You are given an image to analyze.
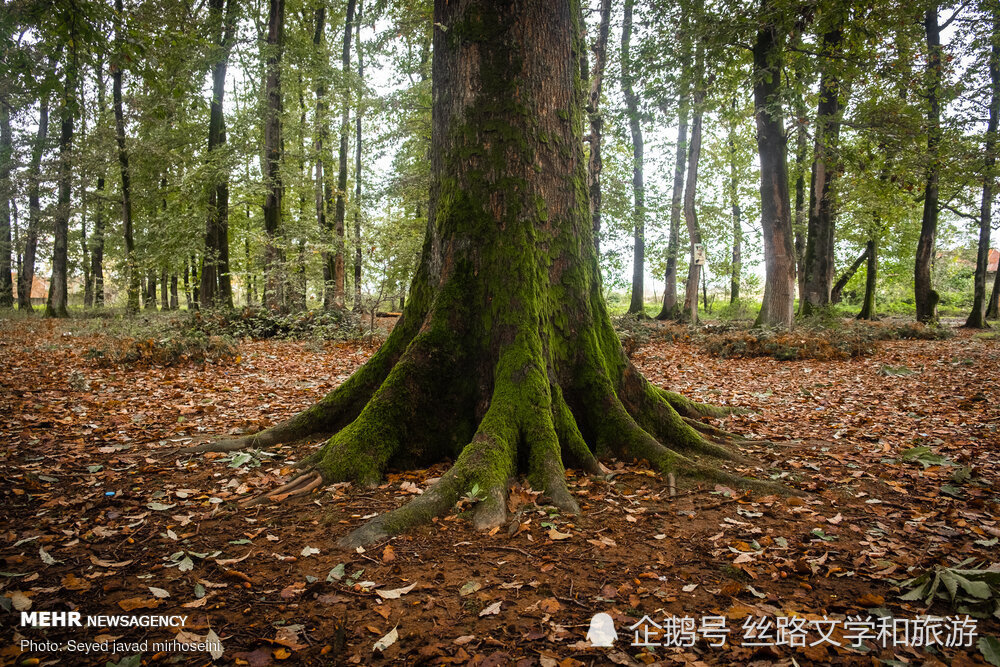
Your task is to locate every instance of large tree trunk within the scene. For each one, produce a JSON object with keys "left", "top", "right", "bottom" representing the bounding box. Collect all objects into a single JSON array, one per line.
[
  {"left": 332, "top": 0, "right": 356, "bottom": 309},
  {"left": 966, "top": 4, "right": 998, "bottom": 328},
  {"left": 681, "top": 48, "right": 705, "bottom": 324},
  {"left": 201, "top": 0, "right": 236, "bottom": 309},
  {"left": 113, "top": 0, "right": 140, "bottom": 315},
  {"left": 353, "top": 0, "right": 364, "bottom": 312},
  {"left": 752, "top": 7, "right": 796, "bottom": 328},
  {"left": 622, "top": 0, "right": 646, "bottom": 316},
  {"left": 915, "top": 6, "right": 942, "bottom": 323},
  {"left": 0, "top": 97, "right": 13, "bottom": 308},
  {"left": 186, "top": 0, "right": 773, "bottom": 548},
  {"left": 587, "top": 0, "right": 612, "bottom": 254},
  {"left": 262, "top": 0, "right": 286, "bottom": 311},
  {"left": 20, "top": 89, "right": 50, "bottom": 312},
  {"left": 857, "top": 239, "right": 877, "bottom": 320},
  {"left": 801, "top": 23, "right": 845, "bottom": 315},
  {"left": 46, "top": 41, "right": 78, "bottom": 319}
]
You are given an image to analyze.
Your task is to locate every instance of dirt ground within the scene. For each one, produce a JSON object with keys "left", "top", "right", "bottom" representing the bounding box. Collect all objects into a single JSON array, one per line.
[{"left": 1, "top": 316, "right": 998, "bottom": 666}]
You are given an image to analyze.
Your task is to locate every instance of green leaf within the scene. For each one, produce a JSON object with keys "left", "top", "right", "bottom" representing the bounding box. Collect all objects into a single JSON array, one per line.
[
  {"left": 979, "top": 636, "right": 1000, "bottom": 667},
  {"left": 106, "top": 655, "right": 143, "bottom": 667},
  {"left": 327, "top": 563, "right": 346, "bottom": 582}
]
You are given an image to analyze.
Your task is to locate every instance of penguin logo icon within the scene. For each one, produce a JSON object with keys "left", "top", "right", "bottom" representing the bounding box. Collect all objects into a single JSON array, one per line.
[{"left": 586, "top": 612, "right": 617, "bottom": 647}]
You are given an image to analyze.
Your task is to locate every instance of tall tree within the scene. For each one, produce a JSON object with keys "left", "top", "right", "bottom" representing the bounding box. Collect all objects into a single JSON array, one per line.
[
  {"left": 313, "top": 2, "right": 336, "bottom": 310},
  {"left": 200, "top": 0, "right": 237, "bottom": 309},
  {"left": 681, "top": 44, "right": 705, "bottom": 324},
  {"left": 184, "top": 0, "right": 767, "bottom": 549},
  {"left": 915, "top": 5, "right": 942, "bottom": 323},
  {"left": 262, "top": 0, "right": 286, "bottom": 311},
  {"left": 45, "top": 29, "right": 79, "bottom": 318},
  {"left": 88, "top": 60, "right": 107, "bottom": 308},
  {"left": 587, "top": 0, "right": 612, "bottom": 253},
  {"left": 0, "top": 97, "right": 12, "bottom": 308},
  {"left": 333, "top": 0, "right": 357, "bottom": 308},
  {"left": 113, "top": 0, "right": 140, "bottom": 314},
  {"left": 752, "top": 1, "right": 796, "bottom": 328},
  {"left": 353, "top": 0, "right": 364, "bottom": 312},
  {"left": 801, "top": 17, "right": 846, "bottom": 314},
  {"left": 966, "top": 2, "right": 999, "bottom": 328},
  {"left": 621, "top": 0, "right": 646, "bottom": 315},
  {"left": 19, "top": 86, "right": 50, "bottom": 311},
  {"left": 656, "top": 10, "right": 690, "bottom": 321},
  {"left": 728, "top": 106, "right": 742, "bottom": 303}
]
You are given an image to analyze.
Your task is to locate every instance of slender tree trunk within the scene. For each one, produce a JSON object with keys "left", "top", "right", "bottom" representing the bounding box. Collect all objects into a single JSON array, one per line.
[
  {"left": 801, "top": 24, "right": 845, "bottom": 315},
  {"left": 20, "top": 61, "right": 54, "bottom": 312},
  {"left": 80, "top": 195, "right": 89, "bottom": 307},
  {"left": 89, "top": 61, "right": 106, "bottom": 308},
  {"left": 159, "top": 268, "right": 168, "bottom": 310},
  {"left": 113, "top": 0, "right": 139, "bottom": 314},
  {"left": 313, "top": 3, "right": 337, "bottom": 310},
  {"left": 262, "top": 0, "right": 286, "bottom": 311},
  {"left": 966, "top": 4, "right": 998, "bottom": 328},
  {"left": 622, "top": 0, "right": 645, "bottom": 316},
  {"left": 201, "top": 0, "right": 237, "bottom": 309},
  {"left": 46, "top": 40, "right": 78, "bottom": 318},
  {"left": 353, "top": 0, "right": 364, "bottom": 312},
  {"left": 729, "top": 127, "right": 742, "bottom": 304},
  {"left": 793, "top": 120, "right": 808, "bottom": 313},
  {"left": 915, "top": 6, "right": 942, "bottom": 323},
  {"left": 830, "top": 246, "right": 868, "bottom": 304},
  {"left": 190, "top": 254, "right": 200, "bottom": 309},
  {"left": 0, "top": 99, "right": 13, "bottom": 308},
  {"left": 752, "top": 7, "right": 796, "bottom": 329},
  {"left": 988, "top": 263, "right": 1000, "bottom": 319},
  {"left": 333, "top": 0, "right": 356, "bottom": 309},
  {"left": 656, "top": 17, "right": 690, "bottom": 321},
  {"left": 681, "top": 47, "right": 705, "bottom": 324},
  {"left": 145, "top": 270, "right": 157, "bottom": 310},
  {"left": 184, "top": 261, "right": 192, "bottom": 309},
  {"left": 857, "top": 239, "right": 877, "bottom": 320},
  {"left": 587, "top": 0, "right": 612, "bottom": 253},
  {"left": 90, "top": 174, "right": 105, "bottom": 307}
]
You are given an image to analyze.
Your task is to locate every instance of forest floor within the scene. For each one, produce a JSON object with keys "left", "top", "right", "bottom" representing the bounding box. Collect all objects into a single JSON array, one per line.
[{"left": 1, "top": 315, "right": 999, "bottom": 667}]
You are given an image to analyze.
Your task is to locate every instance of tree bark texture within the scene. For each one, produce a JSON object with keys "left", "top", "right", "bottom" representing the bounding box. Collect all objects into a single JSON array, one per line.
[
  {"left": 333, "top": 0, "right": 357, "bottom": 309},
  {"left": 201, "top": 0, "right": 236, "bottom": 309},
  {"left": 262, "top": 0, "right": 286, "bottom": 311},
  {"left": 752, "top": 10, "right": 796, "bottom": 328},
  {"left": 915, "top": 6, "right": 942, "bottom": 323},
  {"left": 587, "top": 0, "right": 611, "bottom": 254},
  {"left": 966, "top": 3, "right": 998, "bottom": 328},
  {"left": 621, "top": 0, "right": 646, "bottom": 315},
  {"left": 801, "top": 24, "right": 845, "bottom": 314}
]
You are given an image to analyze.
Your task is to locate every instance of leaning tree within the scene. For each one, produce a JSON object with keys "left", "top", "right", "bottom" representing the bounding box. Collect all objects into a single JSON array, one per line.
[{"left": 187, "top": 0, "right": 775, "bottom": 547}]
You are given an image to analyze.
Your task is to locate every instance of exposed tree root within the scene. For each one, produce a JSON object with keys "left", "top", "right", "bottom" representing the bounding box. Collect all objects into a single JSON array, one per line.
[{"left": 243, "top": 471, "right": 323, "bottom": 506}]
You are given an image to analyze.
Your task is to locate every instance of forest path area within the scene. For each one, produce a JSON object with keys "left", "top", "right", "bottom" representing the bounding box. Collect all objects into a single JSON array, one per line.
[{"left": 1, "top": 317, "right": 999, "bottom": 666}]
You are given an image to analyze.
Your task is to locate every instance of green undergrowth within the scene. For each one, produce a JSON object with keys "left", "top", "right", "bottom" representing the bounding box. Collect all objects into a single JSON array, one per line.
[
  {"left": 614, "top": 317, "right": 955, "bottom": 362},
  {"left": 184, "top": 307, "right": 366, "bottom": 341}
]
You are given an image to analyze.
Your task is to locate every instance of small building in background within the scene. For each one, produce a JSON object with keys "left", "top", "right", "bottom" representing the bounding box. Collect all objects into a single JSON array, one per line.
[{"left": 10, "top": 273, "right": 49, "bottom": 306}]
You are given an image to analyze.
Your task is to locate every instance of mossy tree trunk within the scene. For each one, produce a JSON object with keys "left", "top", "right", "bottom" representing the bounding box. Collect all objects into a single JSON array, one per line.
[
  {"left": 46, "top": 36, "right": 77, "bottom": 319},
  {"left": 262, "top": 0, "right": 286, "bottom": 312},
  {"left": 189, "top": 0, "right": 774, "bottom": 548},
  {"left": 0, "top": 98, "right": 13, "bottom": 308},
  {"left": 681, "top": 45, "right": 705, "bottom": 325},
  {"left": 332, "top": 0, "right": 356, "bottom": 309}
]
